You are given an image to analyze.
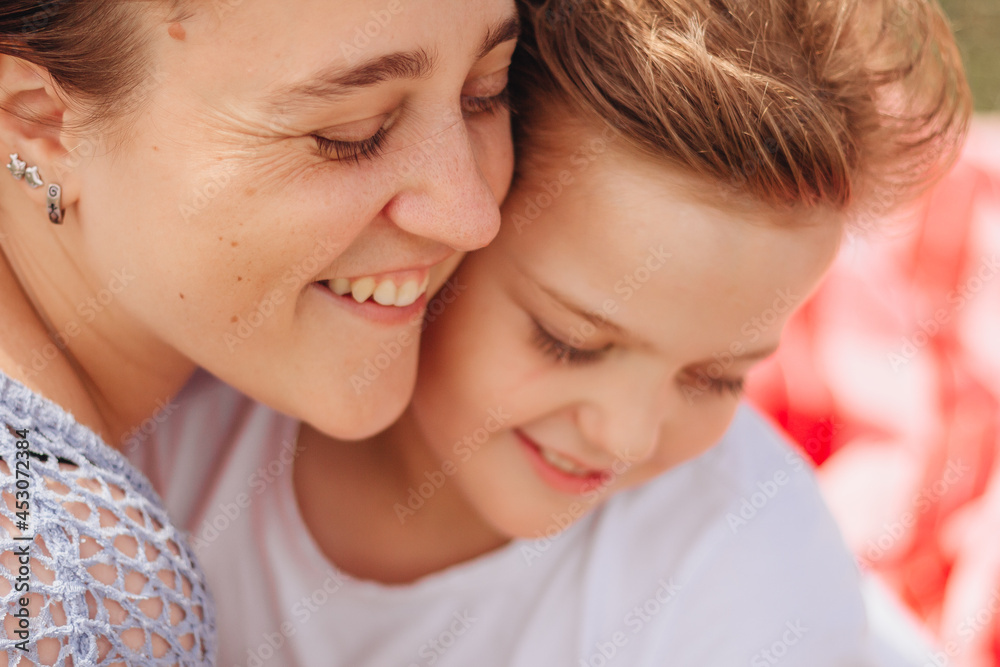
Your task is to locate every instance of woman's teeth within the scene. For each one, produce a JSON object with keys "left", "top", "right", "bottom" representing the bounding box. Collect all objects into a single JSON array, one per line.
[
  {"left": 540, "top": 447, "right": 591, "bottom": 476},
  {"left": 329, "top": 275, "right": 430, "bottom": 307}
]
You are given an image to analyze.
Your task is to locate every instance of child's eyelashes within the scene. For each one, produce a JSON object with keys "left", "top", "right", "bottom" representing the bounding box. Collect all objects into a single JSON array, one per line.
[
  {"left": 531, "top": 319, "right": 610, "bottom": 366},
  {"left": 680, "top": 370, "right": 746, "bottom": 399},
  {"left": 529, "top": 318, "right": 747, "bottom": 398},
  {"left": 708, "top": 377, "right": 745, "bottom": 397},
  {"left": 313, "top": 126, "right": 389, "bottom": 164}
]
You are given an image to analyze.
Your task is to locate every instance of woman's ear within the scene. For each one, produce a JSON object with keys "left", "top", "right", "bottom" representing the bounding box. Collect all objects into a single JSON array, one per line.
[{"left": 0, "top": 55, "right": 83, "bottom": 212}]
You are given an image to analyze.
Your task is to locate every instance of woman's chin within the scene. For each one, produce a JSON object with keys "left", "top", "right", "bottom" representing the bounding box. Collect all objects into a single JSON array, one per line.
[{"left": 309, "top": 368, "right": 417, "bottom": 442}]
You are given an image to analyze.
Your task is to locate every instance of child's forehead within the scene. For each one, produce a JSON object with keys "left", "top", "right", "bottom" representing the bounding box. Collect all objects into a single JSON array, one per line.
[
  {"left": 515, "top": 126, "right": 834, "bottom": 234},
  {"left": 491, "top": 172, "right": 841, "bottom": 369},
  {"left": 499, "top": 135, "right": 844, "bottom": 320},
  {"left": 516, "top": 102, "right": 845, "bottom": 231}
]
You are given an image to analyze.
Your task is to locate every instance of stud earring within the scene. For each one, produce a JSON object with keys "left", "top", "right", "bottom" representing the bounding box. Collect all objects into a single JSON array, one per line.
[
  {"left": 46, "top": 184, "right": 63, "bottom": 225},
  {"left": 24, "top": 166, "right": 43, "bottom": 189},
  {"left": 6, "top": 153, "right": 26, "bottom": 180}
]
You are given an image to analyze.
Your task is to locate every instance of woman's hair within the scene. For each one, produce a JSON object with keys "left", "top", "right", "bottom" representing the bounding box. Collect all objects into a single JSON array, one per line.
[
  {"left": 510, "top": 0, "right": 972, "bottom": 213},
  {"left": 0, "top": 1, "right": 183, "bottom": 135}
]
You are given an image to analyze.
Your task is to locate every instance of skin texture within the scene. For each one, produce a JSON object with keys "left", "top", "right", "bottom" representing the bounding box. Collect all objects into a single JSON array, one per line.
[
  {"left": 295, "top": 121, "right": 846, "bottom": 584},
  {"left": 0, "top": 0, "right": 517, "bottom": 446}
]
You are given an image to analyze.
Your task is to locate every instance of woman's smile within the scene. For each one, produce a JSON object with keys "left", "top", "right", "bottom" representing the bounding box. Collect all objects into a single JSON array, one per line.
[{"left": 327, "top": 272, "right": 432, "bottom": 307}]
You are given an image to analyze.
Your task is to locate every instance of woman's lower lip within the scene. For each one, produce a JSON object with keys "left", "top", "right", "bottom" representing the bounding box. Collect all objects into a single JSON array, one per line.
[
  {"left": 311, "top": 281, "right": 428, "bottom": 326},
  {"left": 516, "top": 431, "right": 609, "bottom": 496}
]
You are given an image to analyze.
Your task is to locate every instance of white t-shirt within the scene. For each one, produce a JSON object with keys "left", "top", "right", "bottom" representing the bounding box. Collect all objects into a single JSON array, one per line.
[{"left": 131, "top": 371, "right": 917, "bottom": 667}]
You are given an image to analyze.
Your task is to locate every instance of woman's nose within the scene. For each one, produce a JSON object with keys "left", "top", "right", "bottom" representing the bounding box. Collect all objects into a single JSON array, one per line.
[{"left": 382, "top": 119, "right": 502, "bottom": 252}]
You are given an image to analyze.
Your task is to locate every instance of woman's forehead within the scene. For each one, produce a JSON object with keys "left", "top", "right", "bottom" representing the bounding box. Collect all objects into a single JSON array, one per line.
[
  {"left": 147, "top": 0, "right": 517, "bottom": 129},
  {"left": 163, "top": 0, "right": 516, "bottom": 73}
]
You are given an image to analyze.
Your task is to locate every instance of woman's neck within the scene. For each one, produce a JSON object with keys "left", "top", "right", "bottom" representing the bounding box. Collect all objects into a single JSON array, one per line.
[
  {"left": 294, "top": 411, "right": 510, "bottom": 585},
  {"left": 0, "top": 226, "right": 194, "bottom": 448}
]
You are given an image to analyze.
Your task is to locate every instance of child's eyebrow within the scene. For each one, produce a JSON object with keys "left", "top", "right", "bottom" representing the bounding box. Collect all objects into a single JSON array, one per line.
[
  {"left": 684, "top": 344, "right": 780, "bottom": 374},
  {"left": 732, "top": 345, "right": 780, "bottom": 362},
  {"left": 534, "top": 280, "right": 782, "bottom": 363},
  {"left": 534, "top": 283, "right": 630, "bottom": 338}
]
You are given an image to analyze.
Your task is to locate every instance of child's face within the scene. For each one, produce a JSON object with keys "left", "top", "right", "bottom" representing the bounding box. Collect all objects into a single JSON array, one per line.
[{"left": 408, "top": 125, "right": 843, "bottom": 540}]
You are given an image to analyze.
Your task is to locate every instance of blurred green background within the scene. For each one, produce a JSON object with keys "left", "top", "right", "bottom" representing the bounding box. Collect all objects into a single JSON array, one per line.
[{"left": 939, "top": 0, "right": 1000, "bottom": 111}]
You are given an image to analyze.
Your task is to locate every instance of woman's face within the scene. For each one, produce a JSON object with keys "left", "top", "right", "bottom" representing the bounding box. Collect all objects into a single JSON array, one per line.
[
  {"left": 406, "top": 124, "right": 843, "bottom": 539},
  {"left": 66, "top": 0, "right": 517, "bottom": 438}
]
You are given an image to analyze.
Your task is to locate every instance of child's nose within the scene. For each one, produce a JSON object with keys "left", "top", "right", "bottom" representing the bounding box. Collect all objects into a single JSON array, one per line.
[{"left": 578, "top": 388, "right": 664, "bottom": 467}]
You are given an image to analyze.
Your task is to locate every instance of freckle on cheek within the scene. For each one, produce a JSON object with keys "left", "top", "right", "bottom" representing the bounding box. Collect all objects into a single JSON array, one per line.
[
  {"left": 179, "top": 293, "right": 184, "bottom": 300},
  {"left": 231, "top": 316, "right": 238, "bottom": 323},
  {"left": 167, "top": 23, "right": 186, "bottom": 41},
  {"left": 231, "top": 241, "right": 238, "bottom": 247}
]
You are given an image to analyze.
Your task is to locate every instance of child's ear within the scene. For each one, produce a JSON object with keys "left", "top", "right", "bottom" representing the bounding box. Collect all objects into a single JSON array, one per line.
[{"left": 0, "top": 55, "right": 83, "bottom": 213}]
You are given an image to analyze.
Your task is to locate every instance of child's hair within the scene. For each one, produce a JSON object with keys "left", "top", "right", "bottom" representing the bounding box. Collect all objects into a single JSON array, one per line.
[{"left": 510, "top": 0, "right": 972, "bottom": 215}]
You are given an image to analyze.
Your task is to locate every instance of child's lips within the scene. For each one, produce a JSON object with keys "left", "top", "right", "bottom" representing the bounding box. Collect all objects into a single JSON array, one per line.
[{"left": 515, "top": 430, "right": 613, "bottom": 495}]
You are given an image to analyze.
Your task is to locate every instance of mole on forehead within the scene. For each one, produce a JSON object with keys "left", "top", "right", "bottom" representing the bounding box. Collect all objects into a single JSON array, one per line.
[{"left": 168, "top": 22, "right": 187, "bottom": 41}]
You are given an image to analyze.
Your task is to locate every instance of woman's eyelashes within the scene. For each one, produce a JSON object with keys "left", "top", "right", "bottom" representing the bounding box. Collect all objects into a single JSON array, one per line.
[
  {"left": 312, "top": 87, "right": 510, "bottom": 164},
  {"left": 461, "top": 87, "right": 510, "bottom": 116},
  {"left": 313, "top": 126, "right": 389, "bottom": 164},
  {"left": 531, "top": 319, "right": 610, "bottom": 366}
]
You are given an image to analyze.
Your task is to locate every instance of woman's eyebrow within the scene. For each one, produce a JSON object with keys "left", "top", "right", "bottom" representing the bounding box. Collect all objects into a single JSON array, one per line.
[
  {"left": 477, "top": 15, "right": 521, "bottom": 59},
  {"left": 268, "top": 49, "right": 437, "bottom": 109},
  {"left": 264, "top": 14, "right": 520, "bottom": 111}
]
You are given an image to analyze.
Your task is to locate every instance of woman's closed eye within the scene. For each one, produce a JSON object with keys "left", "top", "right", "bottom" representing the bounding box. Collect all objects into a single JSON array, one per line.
[
  {"left": 462, "top": 66, "right": 511, "bottom": 117},
  {"left": 313, "top": 126, "right": 389, "bottom": 164},
  {"left": 461, "top": 87, "right": 510, "bottom": 116},
  {"left": 531, "top": 318, "right": 611, "bottom": 366},
  {"left": 311, "top": 83, "right": 508, "bottom": 164}
]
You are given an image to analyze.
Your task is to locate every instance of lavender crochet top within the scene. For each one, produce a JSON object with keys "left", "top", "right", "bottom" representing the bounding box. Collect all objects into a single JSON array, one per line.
[{"left": 0, "top": 372, "right": 216, "bottom": 665}]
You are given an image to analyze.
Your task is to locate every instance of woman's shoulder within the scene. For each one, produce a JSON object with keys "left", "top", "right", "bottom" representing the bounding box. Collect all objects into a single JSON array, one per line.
[{"left": 0, "top": 371, "right": 217, "bottom": 665}]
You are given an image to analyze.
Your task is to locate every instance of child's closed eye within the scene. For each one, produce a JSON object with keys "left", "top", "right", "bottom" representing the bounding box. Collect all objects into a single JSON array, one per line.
[
  {"left": 707, "top": 377, "right": 745, "bottom": 397},
  {"left": 530, "top": 319, "right": 610, "bottom": 366},
  {"left": 679, "top": 369, "right": 746, "bottom": 398}
]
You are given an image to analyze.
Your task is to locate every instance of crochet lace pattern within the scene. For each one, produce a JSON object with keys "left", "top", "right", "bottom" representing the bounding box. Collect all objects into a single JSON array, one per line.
[{"left": 0, "top": 373, "right": 216, "bottom": 665}]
